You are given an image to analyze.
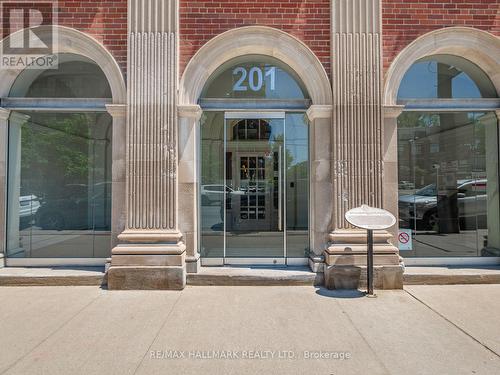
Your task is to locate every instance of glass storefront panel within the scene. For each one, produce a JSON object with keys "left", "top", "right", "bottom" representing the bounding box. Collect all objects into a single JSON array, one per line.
[
  {"left": 397, "top": 112, "right": 500, "bottom": 257},
  {"left": 225, "top": 117, "right": 285, "bottom": 258},
  {"left": 285, "top": 113, "right": 309, "bottom": 258},
  {"left": 200, "top": 112, "right": 310, "bottom": 260},
  {"left": 6, "top": 112, "right": 112, "bottom": 258},
  {"left": 199, "top": 55, "right": 311, "bottom": 261},
  {"left": 200, "top": 112, "right": 225, "bottom": 258}
]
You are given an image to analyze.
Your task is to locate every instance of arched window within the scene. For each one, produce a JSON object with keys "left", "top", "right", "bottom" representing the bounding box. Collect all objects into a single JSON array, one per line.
[
  {"left": 397, "top": 55, "right": 497, "bottom": 100},
  {"left": 5, "top": 53, "right": 113, "bottom": 260},
  {"left": 396, "top": 54, "right": 499, "bottom": 259},
  {"left": 10, "top": 54, "right": 112, "bottom": 98}
]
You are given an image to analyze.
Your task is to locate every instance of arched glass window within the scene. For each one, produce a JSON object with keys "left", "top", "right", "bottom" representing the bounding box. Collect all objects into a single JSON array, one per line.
[
  {"left": 397, "top": 54, "right": 497, "bottom": 100},
  {"left": 396, "top": 54, "right": 499, "bottom": 259},
  {"left": 6, "top": 53, "right": 113, "bottom": 260},
  {"left": 9, "top": 54, "right": 112, "bottom": 98},
  {"left": 201, "top": 55, "right": 309, "bottom": 101}
]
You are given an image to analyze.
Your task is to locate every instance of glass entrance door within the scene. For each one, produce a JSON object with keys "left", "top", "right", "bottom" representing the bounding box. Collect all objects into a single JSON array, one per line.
[
  {"left": 200, "top": 111, "right": 310, "bottom": 265},
  {"left": 224, "top": 113, "right": 285, "bottom": 260}
]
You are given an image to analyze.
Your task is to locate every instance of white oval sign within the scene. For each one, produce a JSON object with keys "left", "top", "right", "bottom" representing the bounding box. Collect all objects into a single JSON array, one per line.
[{"left": 345, "top": 205, "right": 396, "bottom": 230}]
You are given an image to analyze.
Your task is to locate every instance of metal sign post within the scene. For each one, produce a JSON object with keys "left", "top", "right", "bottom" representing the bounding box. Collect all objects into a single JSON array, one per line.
[{"left": 345, "top": 205, "right": 396, "bottom": 298}]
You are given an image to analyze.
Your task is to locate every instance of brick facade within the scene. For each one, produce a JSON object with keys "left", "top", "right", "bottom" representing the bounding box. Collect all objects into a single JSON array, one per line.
[
  {"left": 2, "top": 1, "right": 500, "bottom": 86},
  {"left": 1, "top": 0, "right": 127, "bottom": 72},
  {"left": 179, "top": 0, "right": 331, "bottom": 77},
  {"left": 382, "top": 0, "right": 500, "bottom": 72}
]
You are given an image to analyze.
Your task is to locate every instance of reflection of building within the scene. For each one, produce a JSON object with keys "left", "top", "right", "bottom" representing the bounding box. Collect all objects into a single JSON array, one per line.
[{"left": 0, "top": 1, "right": 499, "bottom": 289}]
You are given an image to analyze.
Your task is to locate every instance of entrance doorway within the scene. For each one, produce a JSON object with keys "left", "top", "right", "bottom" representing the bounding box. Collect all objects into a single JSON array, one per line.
[
  {"left": 200, "top": 111, "right": 309, "bottom": 265},
  {"left": 224, "top": 112, "right": 285, "bottom": 260},
  {"left": 199, "top": 55, "right": 311, "bottom": 265}
]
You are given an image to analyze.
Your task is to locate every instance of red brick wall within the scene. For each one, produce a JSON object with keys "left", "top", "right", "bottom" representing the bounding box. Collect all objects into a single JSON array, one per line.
[
  {"left": 1, "top": 1, "right": 127, "bottom": 72},
  {"left": 179, "top": 0, "right": 331, "bottom": 79},
  {"left": 382, "top": 0, "right": 500, "bottom": 72}
]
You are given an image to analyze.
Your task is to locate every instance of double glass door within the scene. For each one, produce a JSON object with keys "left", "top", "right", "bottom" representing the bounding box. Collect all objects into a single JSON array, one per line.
[
  {"left": 200, "top": 111, "right": 309, "bottom": 264},
  {"left": 225, "top": 113, "right": 285, "bottom": 259}
]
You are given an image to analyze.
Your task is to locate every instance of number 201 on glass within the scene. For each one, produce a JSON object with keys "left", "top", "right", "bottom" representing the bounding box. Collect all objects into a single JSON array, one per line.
[{"left": 232, "top": 66, "right": 276, "bottom": 92}]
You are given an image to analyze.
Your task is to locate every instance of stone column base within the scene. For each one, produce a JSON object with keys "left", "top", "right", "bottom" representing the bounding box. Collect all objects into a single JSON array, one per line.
[
  {"left": 324, "top": 265, "right": 404, "bottom": 290},
  {"left": 324, "top": 229, "right": 404, "bottom": 290},
  {"left": 186, "top": 254, "right": 200, "bottom": 274},
  {"left": 107, "top": 230, "right": 186, "bottom": 290}
]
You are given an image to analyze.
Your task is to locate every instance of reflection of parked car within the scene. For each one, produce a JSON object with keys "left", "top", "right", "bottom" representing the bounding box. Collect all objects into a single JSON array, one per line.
[
  {"left": 35, "top": 183, "right": 111, "bottom": 231},
  {"left": 399, "top": 179, "right": 487, "bottom": 230},
  {"left": 201, "top": 184, "right": 242, "bottom": 205},
  {"left": 19, "top": 195, "right": 41, "bottom": 228}
]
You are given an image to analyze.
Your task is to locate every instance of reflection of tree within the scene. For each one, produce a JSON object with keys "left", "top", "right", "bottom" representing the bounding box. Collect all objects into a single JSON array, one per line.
[
  {"left": 398, "top": 112, "right": 440, "bottom": 129},
  {"left": 21, "top": 114, "right": 91, "bottom": 197}
]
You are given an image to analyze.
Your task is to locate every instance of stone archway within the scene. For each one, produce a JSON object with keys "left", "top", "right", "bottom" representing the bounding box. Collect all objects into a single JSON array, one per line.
[
  {"left": 0, "top": 25, "right": 126, "bottom": 103},
  {"left": 384, "top": 27, "right": 500, "bottom": 106},
  {"left": 179, "top": 26, "right": 332, "bottom": 107},
  {"left": 177, "top": 26, "right": 333, "bottom": 272}
]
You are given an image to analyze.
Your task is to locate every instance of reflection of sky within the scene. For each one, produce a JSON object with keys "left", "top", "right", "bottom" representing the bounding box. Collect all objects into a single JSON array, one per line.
[{"left": 398, "top": 61, "right": 481, "bottom": 99}]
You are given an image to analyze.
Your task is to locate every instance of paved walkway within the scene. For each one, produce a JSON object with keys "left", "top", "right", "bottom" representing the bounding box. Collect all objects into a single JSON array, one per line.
[{"left": 0, "top": 285, "right": 499, "bottom": 375}]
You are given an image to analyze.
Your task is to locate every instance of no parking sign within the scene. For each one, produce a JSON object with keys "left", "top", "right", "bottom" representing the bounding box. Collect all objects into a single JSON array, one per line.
[{"left": 398, "top": 229, "right": 413, "bottom": 251}]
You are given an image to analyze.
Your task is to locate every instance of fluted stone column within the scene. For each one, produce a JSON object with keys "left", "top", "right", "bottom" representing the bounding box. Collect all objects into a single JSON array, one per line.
[
  {"left": 178, "top": 104, "right": 203, "bottom": 273},
  {"left": 108, "top": 0, "right": 186, "bottom": 290},
  {"left": 325, "top": 0, "right": 403, "bottom": 289},
  {"left": 0, "top": 108, "right": 10, "bottom": 267}
]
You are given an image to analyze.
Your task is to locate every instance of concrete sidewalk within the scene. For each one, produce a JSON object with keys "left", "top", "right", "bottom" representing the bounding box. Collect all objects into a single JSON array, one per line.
[{"left": 0, "top": 286, "right": 499, "bottom": 375}]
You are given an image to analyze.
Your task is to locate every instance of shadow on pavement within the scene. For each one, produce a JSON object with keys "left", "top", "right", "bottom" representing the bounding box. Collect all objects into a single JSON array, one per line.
[{"left": 315, "top": 287, "right": 366, "bottom": 299}]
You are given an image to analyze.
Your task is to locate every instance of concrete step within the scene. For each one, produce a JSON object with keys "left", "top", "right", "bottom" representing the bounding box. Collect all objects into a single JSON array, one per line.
[
  {"left": 0, "top": 267, "right": 105, "bottom": 286},
  {"left": 187, "top": 266, "right": 323, "bottom": 286},
  {"left": 2, "top": 265, "right": 499, "bottom": 287},
  {"left": 404, "top": 266, "right": 500, "bottom": 285}
]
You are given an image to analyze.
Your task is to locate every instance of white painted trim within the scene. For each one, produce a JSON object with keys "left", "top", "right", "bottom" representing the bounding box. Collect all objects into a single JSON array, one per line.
[
  {"left": 403, "top": 257, "right": 500, "bottom": 267},
  {"left": 5, "top": 258, "right": 107, "bottom": 267}
]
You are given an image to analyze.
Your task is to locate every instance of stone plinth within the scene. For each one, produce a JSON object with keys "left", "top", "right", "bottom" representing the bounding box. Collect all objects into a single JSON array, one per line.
[
  {"left": 324, "top": 229, "right": 403, "bottom": 290},
  {"left": 108, "top": 231, "right": 186, "bottom": 290}
]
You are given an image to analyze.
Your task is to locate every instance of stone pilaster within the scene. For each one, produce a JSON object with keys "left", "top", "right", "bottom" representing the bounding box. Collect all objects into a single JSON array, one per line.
[
  {"left": 107, "top": 0, "right": 186, "bottom": 290},
  {"left": 178, "top": 104, "right": 203, "bottom": 273},
  {"left": 306, "top": 105, "right": 333, "bottom": 272},
  {"left": 105, "top": 104, "right": 127, "bottom": 249},
  {"left": 326, "top": 0, "right": 403, "bottom": 289},
  {"left": 0, "top": 108, "right": 10, "bottom": 268},
  {"left": 382, "top": 105, "right": 404, "bottom": 240}
]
